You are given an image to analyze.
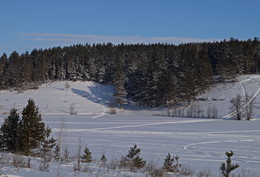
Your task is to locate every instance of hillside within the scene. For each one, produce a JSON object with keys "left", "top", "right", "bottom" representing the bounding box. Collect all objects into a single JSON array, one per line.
[
  {"left": 0, "top": 75, "right": 260, "bottom": 176},
  {"left": 0, "top": 81, "right": 114, "bottom": 116},
  {"left": 1, "top": 75, "right": 260, "bottom": 119}
]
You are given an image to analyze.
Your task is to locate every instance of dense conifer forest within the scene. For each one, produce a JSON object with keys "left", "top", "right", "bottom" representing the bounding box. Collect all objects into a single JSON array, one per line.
[{"left": 0, "top": 38, "right": 259, "bottom": 107}]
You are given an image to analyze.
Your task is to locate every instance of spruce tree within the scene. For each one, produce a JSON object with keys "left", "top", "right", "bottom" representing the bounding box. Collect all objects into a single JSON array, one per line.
[
  {"left": 0, "top": 108, "right": 20, "bottom": 152},
  {"left": 19, "top": 99, "right": 46, "bottom": 156},
  {"left": 81, "top": 147, "right": 92, "bottom": 163}
]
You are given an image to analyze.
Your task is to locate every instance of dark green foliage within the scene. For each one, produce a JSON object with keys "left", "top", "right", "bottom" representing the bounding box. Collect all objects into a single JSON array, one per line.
[
  {"left": 0, "top": 99, "right": 56, "bottom": 156},
  {"left": 0, "top": 108, "right": 20, "bottom": 152},
  {"left": 163, "top": 153, "right": 180, "bottom": 173},
  {"left": 81, "top": 147, "right": 92, "bottom": 163},
  {"left": 53, "top": 144, "right": 61, "bottom": 162},
  {"left": 120, "top": 144, "right": 146, "bottom": 170},
  {"left": 19, "top": 99, "right": 46, "bottom": 156},
  {"left": 220, "top": 151, "right": 239, "bottom": 177},
  {"left": 63, "top": 148, "right": 70, "bottom": 163},
  {"left": 163, "top": 153, "right": 175, "bottom": 172},
  {"left": 0, "top": 39, "right": 260, "bottom": 107},
  {"left": 40, "top": 127, "right": 56, "bottom": 161},
  {"left": 100, "top": 154, "right": 107, "bottom": 163}
]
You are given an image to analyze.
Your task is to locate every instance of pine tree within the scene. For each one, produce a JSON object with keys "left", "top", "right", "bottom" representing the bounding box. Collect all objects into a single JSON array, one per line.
[
  {"left": 220, "top": 151, "right": 239, "bottom": 177},
  {"left": 120, "top": 144, "right": 146, "bottom": 170},
  {"left": 81, "top": 147, "right": 92, "bottom": 163},
  {"left": 40, "top": 127, "right": 56, "bottom": 161},
  {"left": 0, "top": 53, "right": 8, "bottom": 88},
  {"left": 112, "top": 58, "right": 127, "bottom": 108},
  {"left": 19, "top": 99, "right": 46, "bottom": 156},
  {"left": 53, "top": 144, "right": 61, "bottom": 162},
  {"left": 100, "top": 154, "right": 107, "bottom": 163},
  {"left": 63, "top": 148, "right": 70, "bottom": 163},
  {"left": 0, "top": 108, "right": 20, "bottom": 152},
  {"left": 163, "top": 153, "right": 175, "bottom": 172}
]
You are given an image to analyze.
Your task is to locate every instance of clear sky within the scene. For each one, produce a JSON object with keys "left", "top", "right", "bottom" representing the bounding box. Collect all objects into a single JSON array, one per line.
[{"left": 0, "top": 0, "right": 259, "bottom": 56}]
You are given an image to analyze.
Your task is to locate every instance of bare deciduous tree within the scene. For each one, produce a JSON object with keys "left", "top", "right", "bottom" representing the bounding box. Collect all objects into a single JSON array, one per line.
[
  {"left": 230, "top": 94, "right": 243, "bottom": 120},
  {"left": 244, "top": 94, "right": 255, "bottom": 121}
]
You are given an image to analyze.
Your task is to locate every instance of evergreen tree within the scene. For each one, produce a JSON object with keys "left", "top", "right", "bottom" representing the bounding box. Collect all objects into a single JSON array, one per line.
[
  {"left": 81, "top": 147, "right": 92, "bottom": 163},
  {"left": 220, "top": 151, "right": 239, "bottom": 177},
  {"left": 163, "top": 153, "right": 175, "bottom": 172},
  {"left": 19, "top": 99, "right": 46, "bottom": 156},
  {"left": 40, "top": 127, "right": 56, "bottom": 161},
  {"left": 0, "top": 53, "right": 8, "bottom": 88},
  {"left": 0, "top": 108, "right": 20, "bottom": 152},
  {"left": 100, "top": 154, "right": 107, "bottom": 163},
  {"left": 120, "top": 144, "right": 146, "bottom": 170},
  {"left": 112, "top": 56, "right": 127, "bottom": 108},
  {"left": 63, "top": 148, "right": 70, "bottom": 163},
  {"left": 53, "top": 144, "right": 61, "bottom": 162}
]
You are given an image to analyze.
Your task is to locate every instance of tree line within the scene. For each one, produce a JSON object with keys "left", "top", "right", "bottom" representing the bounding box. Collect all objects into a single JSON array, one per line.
[{"left": 0, "top": 38, "right": 259, "bottom": 107}]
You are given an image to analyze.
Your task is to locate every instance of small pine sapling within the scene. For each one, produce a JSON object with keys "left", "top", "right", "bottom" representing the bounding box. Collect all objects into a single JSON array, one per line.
[
  {"left": 220, "top": 151, "right": 239, "bottom": 177},
  {"left": 100, "top": 154, "right": 107, "bottom": 163},
  {"left": 53, "top": 144, "right": 61, "bottom": 162},
  {"left": 120, "top": 144, "right": 146, "bottom": 170},
  {"left": 163, "top": 153, "right": 174, "bottom": 172},
  {"left": 81, "top": 147, "right": 92, "bottom": 163},
  {"left": 63, "top": 148, "right": 70, "bottom": 163}
]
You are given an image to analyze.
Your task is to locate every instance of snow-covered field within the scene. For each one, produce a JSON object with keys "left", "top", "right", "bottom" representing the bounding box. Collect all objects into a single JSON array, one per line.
[{"left": 0, "top": 76, "right": 260, "bottom": 176}]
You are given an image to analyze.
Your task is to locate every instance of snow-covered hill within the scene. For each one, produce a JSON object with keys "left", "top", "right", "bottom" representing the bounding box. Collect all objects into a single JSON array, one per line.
[
  {"left": 1, "top": 75, "right": 260, "bottom": 119},
  {"left": 0, "top": 81, "right": 114, "bottom": 116},
  {"left": 195, "top": 75, "right": 260, "bottom": 119},
  {"left": 0, "top": 76, "right": 260, "bottom": 176}
]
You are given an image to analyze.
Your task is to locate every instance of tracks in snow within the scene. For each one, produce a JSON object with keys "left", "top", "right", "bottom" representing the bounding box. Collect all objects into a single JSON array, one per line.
[{"left": 223, "top": 76, "right": 260, "bottom": 119}]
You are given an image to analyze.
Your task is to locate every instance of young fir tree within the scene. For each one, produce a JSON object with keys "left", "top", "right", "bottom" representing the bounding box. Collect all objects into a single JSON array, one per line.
[
  {"left": 120, "top": 144, "right": 146, "bottom": 170},
  {"left": 100, "top": 154, "right": 107, "bottom": 163},
  {"left": 19, "top": 99, "right": 46, "bottom": 156},
  {"left": 81, "top": 147, "right": 92, "bottom": 163},
  {"left": 0, "top": 108, "right": 20, "bottom": 152},
  {"left": 220, "top": 151, "right": 239, "bottom": 177},
  {"left": 53, "top": 144, "right": 61, "bottom": 162},
  {"left": 63, "top": 148, "right": 70, "bottom": 163},
  {"left": 40, "top": 127, "right": 56, "bottom": 161},
  {"left": 163, "top": 153, "right": 175, "bottom": 172}
]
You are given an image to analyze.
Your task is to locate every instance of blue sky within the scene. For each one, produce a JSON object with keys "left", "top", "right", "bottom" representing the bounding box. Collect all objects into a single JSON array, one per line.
[{"left": 0, "top": 0, "right": 259, "bottom": 56}]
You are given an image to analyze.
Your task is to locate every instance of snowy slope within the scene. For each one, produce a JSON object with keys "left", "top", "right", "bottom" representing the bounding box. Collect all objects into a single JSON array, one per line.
[
  {"left": 0, "top": 81, "right": 114, "bottom": 116},
  {"left": 0, "top": 76, "right": 260, "bottom": 176},
  {"left": 194, "top": 75, "right": 260, "bottom": 119}
]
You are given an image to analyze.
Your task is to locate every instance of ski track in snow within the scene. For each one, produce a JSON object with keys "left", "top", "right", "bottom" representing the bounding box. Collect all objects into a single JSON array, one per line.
[
  {"left": 223, "top": 75, "right": 260, "bottom": 119},
  {"left": 92, "top": 104, "right": 106, "bottom": 119},
  {"left": 51, "top": 118, "right": 219, "bottom": 132}
]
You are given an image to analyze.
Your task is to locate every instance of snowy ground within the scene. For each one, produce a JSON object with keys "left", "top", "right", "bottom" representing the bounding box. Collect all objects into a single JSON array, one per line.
[{"left": 0, "top": 76, "right": 260, "bottom": 176}]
